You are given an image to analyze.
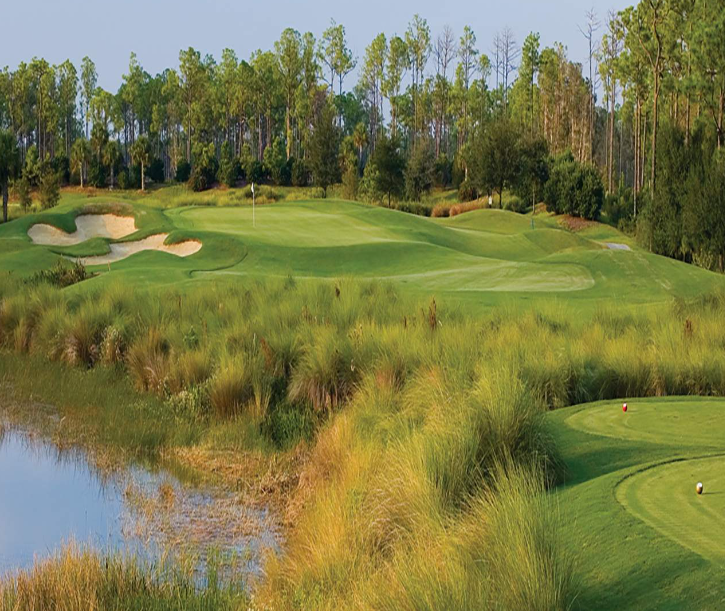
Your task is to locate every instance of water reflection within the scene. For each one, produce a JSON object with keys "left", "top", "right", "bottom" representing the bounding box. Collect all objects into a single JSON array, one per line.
[{"left": 0, "top": 428, "right": 279, "bottom": 581}]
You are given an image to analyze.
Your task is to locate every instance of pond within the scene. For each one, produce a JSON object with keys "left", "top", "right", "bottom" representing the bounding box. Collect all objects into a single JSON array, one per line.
[{"left": 0, "top": 427, "right": 279, "bottom": 582}]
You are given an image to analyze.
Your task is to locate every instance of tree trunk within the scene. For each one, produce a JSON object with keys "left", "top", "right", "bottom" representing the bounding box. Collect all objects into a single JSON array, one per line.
[
  {"left": 141, "top": 163, "right": 145, "bottom": 191},
  {"left": 651, "top": 80, "right": 659, "bottom": 195},
  {"left": 609, "top": 80, "right": 616, "bottom": 193},
  {"left": 2, "top": 181, "right": 8, "bottom": 223},
  {"left": 187, "top": 103, "right": 192, "bottom": 162}
]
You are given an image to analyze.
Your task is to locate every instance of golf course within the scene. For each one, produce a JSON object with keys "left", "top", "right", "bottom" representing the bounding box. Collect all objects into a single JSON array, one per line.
[
  {"left": 2, "top": 0, "right": 725, "bottom": 605},
  {"left": 1, "top": 193, "right": 720, "bottom": 310},
  {"left": 2, "top": 191, "right": 725, "bottom": 609}
]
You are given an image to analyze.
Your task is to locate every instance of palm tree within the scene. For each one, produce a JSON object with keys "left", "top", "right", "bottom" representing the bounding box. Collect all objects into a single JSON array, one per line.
[
  {"left": 353, "top": 122, "right": 368, "bottom": 164},
  {"left": 103, "top": 141, "right": 121, "bottom": 189},
  {"left": 71, "top": 138, "right": 91, "bottom": 188},
  {"left": 130, "top": 136, "right": 151, "bottom": 191},
  {"left": 0, "top": 130, "right": 20, "bottom": 223}
]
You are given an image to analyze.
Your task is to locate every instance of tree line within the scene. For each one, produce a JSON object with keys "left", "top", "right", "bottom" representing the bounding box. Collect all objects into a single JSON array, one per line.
[{"left": 0, "top": 2, "right": 724, "bottom": 268}]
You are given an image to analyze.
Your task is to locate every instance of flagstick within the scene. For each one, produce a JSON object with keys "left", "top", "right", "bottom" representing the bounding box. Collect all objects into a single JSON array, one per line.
[{"left": 252, "top": 182, "right": 256, "bottom": 229}]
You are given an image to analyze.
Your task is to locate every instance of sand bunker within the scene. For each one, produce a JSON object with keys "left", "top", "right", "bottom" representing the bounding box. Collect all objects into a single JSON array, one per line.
[
  {"left": 605, "top": 242, "right": 631, "bottom": 251},
  {"left": 71, "top": 234, "right": 202, "bottom": 265},
  {"left": 28, "top": 214, "right": 137, "bottom": 245}
]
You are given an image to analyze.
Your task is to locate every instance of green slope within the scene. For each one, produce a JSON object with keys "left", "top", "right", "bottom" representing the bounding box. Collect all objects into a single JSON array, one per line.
[
  {"left": 550, "top": 397, "right": 725, "bottom": 610},
  {"left": 1, "top": 195, "right": 722, "bottom": 310}
]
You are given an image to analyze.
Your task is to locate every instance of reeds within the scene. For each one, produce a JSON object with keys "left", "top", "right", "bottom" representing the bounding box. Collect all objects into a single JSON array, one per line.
[{"left": 2, "top": 272, "right": 724, "bottom": 608}]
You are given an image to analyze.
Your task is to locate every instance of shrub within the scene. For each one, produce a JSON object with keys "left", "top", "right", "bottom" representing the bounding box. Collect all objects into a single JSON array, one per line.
[
  {"left": 458, "top": 179, "right": 478, "bottom": 203},
  {"left": 126, "top": 328, "right": 171, "bottom": 393},
  {"left": 175, "top": 161, "right": 191, "bottom": 183},
  {"left": 434, "top": 153, "right": 453, "bottom": 188},
  {"left": 188, "top": 143, "right": 218, "bottom": 192},
  {"left": 217, "top": 141, "right": 239, "bottom": 188},
  {"left": 116, "top": 168, "right": 130, "bottom": 190},
  {"left": 544, "top": 154, "right": 604, "bottom": 220},
  {"left": 341, "top": 164, "right": 359, "bottom": 200},
  {"left": 392, "top": 201, "right": 431, "bottom": 217},
  {"left": 16, "top": 176, "right": 32, "bottom": 211},
  {"left": 405, "top": 145, "right": 435, "bottom": 201},
  {"left": 503, "top": 195, "right": 527, "bottom": 214},
  {"left": 51, "top": 154, "right": 70, "bottom": 185},
  {"left": 27, "top": 260, "right": 88, "bottom": 288},
  {"left": 291, "top": 158, "right": 310, "bottom": 187},
  {"left": 87, "top": 159, "right": 107, "bottom": 189},
  {"left": 209, "top": 355, "right": 255, "bottom": 418},
  {"left": 449, "top": 201, "right": 482, "bottom": 217},
  {"left": 431, "top": 203, "right": 451, "bottom": 217},
  {"left": 245, "top": 159, "right": 265, "bottom": 185},
  {"left": 39, "top": 172, "right": 61, "bottom": 210},
  {"left": 147, "top": 158, "right": 165, "bottom": 184}
]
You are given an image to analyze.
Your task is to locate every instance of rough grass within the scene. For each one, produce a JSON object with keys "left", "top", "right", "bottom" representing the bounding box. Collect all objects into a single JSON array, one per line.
[
  {"left": 4, "top": 274, "right": 725, "bottom": 608},
  {"left": 0, "top": 543, "right": 247, "bottom": 610}
]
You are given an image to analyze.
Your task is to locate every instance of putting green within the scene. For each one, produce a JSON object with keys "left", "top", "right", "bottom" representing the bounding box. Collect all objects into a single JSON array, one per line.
[
  {"left": 617, "top": 456, "right": 725, "bottom": 567},
  {"left": 565, "top": 398, "right": 725, "bottom": 448}
]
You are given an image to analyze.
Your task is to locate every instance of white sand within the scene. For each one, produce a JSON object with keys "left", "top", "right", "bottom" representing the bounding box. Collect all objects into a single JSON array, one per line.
[
  {"left": 605, "top": 242, "right": 632, "bottom": 251},
  {"left": 28, "top": 214, "right": 137, "bottom": 245},
  {"left": 73, "top": 234, "right": 202, "bottom": 266}
]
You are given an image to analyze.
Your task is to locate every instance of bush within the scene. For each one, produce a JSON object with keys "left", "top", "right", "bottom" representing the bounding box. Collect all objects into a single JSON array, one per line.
[
  {"left": 217, "top": 141, "right": 239, "bottom": 188},
  {"left": 342, "top": 165, "right": 359, "bottom": 200},
  {"left": 431, "top": 203, "right": 451, "bottom": 217},
  {"left": 503, "top": 195, "right": 528, "bottom": 214},
  {"left": 292, "top": 158, "right": 309, "bottom": 187},
  {"left": 392, "top": 201, "right": 432, "bottom": 216},
  {"left": 245, "top": 159, "right": 265, "bottom": 185},
  {"left": 405, "top": 145, "right": 435, "bottom": 201},
  {"left": 39, "top": 172, "right": 61, "bottom": 209},
  {"left": 130, "top": 164, "right": 143, "bottom": 189},
  {"left": 449, "top": 201, "right": 483, "bottom": 217},
  {"left": 175, "top": 161, "right": 191, "bottom": 183},
  {"left": 544, "top": 154, "right": 603, "bottom": 220},
  {"left": 188, "top": 143, "right": 218, "bottom": 192},
  {"left": 116, "top": 168, "right": 130, "bottom": 190},
  {"left": 434, "top": 153, "right": 453, "bottom": 188},
  {"left": 603, "top": 188, "right": 634, "bottom": 227},
  {"left": 87, "top": 159, "right": 107, "bottom": 189},
  {"left": 27, "top": 260, "right": 88, "bottom": 288},
  {"left": 147, "top": 158, "right": 165, "bottom": 184},
  {"left": 16, "top": 177, "right": 32, "bottom": 211},
  {"left": 51, "top": 154, "right": 70, "bottom": 185},
  {"left": 458, "top": 179, "right": 478, "bottom": 203}
]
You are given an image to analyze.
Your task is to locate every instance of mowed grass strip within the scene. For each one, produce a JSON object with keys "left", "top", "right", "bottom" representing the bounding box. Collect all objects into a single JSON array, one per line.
[
  {"left": 565, "top": 398, "right": 725, "bottom": 448},
  {"left": 617, "top": 456, "right": 725, "bottom": 568}
]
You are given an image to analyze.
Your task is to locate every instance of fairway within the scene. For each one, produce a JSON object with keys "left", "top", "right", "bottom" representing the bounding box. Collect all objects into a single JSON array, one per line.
[
  {"left": 4, "top": 194, "right": 719, "bottom": 311},
  {"left": 552, "top": 397, "right": 725, "bottom": 610}
]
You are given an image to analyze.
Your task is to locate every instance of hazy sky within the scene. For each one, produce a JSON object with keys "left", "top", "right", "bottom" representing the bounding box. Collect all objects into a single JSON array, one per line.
[{"left": 4, "top": 0, "right": 633, "bottom": 91}]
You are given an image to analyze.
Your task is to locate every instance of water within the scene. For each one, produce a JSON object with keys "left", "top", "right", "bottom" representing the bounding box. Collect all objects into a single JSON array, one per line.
[{"left": 0, "top": 428, "right": 279, "bottom": 579}]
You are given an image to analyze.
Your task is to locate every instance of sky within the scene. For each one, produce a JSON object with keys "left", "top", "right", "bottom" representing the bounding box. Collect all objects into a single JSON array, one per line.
[{"left": 3, "top": 0, "right": 633, "bottom": 92}]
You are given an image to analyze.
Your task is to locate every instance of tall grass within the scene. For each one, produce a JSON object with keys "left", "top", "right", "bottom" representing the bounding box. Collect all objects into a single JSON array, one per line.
[
  {"left": 0, "top": 543, "right": 246, "bottom": 610},
  {"left": 3, "top": 271, "right": 725, "bottom": 608}
]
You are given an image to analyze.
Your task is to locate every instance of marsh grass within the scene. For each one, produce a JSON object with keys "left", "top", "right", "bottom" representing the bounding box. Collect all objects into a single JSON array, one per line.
[
  {"left": 0, "top": 543, "right": 247, "bottom": 610},
  {"left": 3, "top": 273, "right": 725, "bottom": 608}
]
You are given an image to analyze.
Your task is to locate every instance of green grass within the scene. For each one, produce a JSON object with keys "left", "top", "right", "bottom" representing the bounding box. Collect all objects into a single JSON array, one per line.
[
  {"left": 1, "top": 187, "right": 722, "bottom": 313},
  {"left": 550, "top": 397, "right": 725, "bottom": 610},
  {"left": 4, "top": 185, "right": 725, "bottom": 608}
]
